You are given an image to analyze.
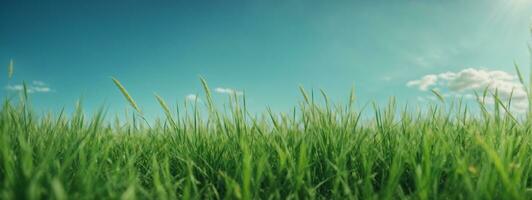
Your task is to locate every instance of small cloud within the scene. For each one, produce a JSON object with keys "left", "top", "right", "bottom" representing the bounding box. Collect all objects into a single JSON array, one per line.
[
  {"left": 32, "top": 80, "right": 46, "bottom": 86},
  {"left": 409, "top": 51, "right": 444, "bottom": 68},
  {"left": 5, "top": 84, "right": 24, "bottom": 91},
  {"left": 5, "top": 81, "right": 52, "bottom": 93},
  {"left": 33, "top": 86, "right": 51, "bottom": 93},
  {"left": 381, "top": 76, "right": 392, "bottom": 82},
  {"left": 215, "top": 87, "right": 243, "bottom": 96},
  {"left": 412, "top": 56, "right": 431, "bottom": 68},
  {"left": 185, "top": 94, "right": 200, "bottom": 101},
  {"left": 406, "top": 74, "right": 438, "bottom": 91}
]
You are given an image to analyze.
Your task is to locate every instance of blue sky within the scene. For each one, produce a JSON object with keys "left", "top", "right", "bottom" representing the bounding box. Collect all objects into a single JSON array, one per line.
[{"left": 1, "top": 0, "right": 531, "bottom": 118}]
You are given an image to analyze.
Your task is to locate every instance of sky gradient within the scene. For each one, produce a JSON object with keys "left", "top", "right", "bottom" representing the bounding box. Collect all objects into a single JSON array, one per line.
[{"left": 1, "top": 0, "right": 532, "bottom": 118}]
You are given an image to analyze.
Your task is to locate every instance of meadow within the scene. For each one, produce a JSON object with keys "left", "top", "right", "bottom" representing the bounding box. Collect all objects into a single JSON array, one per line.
[{"left": 0, "top": 75, "right": 531, "bottom": 199}]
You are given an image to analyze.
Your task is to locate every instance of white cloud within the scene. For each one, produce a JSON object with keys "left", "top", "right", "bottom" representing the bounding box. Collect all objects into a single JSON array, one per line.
[
  {"left": 408, "top": 50, "right": 445, "bottom": 68},
  {"left": 215, "top": 87, "right": 243, "bottom": 96},
  {"left": 412, "top": 56, "right": 431, "bottom": 68},
  {"left": 5, "top": 81, "right": 52, "bottom": 93},
  {"left": 32, "top": 87, "right": 51, "bottom": 93},
  {"left": 185, "top": 94, "right": 199, "bottom": 101},
  {"left": 5, "top": 85, "right": 24, "bottom": 91},
  {"left": 381, "top": 76, "right": 392, "bottom": 81},
  {"left": 32, "top": 80, "right": 46, "bottom": 86},
  {"left": 406, "top": 74, "right": 438, "bottom": 91},
  {"left": 407, "top": 68, "right": 528, "bottom": 112}
]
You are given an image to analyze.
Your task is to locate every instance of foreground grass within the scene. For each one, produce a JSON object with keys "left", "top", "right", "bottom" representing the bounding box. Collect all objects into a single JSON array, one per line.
[{"left": 0, "top": 85, "right": 531, "bottom": 200}]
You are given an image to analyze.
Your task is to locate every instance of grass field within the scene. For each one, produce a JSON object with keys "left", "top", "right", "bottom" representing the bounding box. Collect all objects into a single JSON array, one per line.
[{"left": 0, "top": 77, "right": 531, "bottom": 200}]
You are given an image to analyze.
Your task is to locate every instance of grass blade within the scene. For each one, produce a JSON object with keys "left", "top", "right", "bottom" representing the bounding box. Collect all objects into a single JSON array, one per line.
[
  {"left": 431, "top": 89, "right": 444, "bottom": 103},
  {"left": 155, "top": 93, "right": 177, "bottom": 129},
  {"left": 8, "top": 59, "right": 13, "bottom": 79},
  {"left": 111, "top": 77, "right": 142, "bottom": 114}
]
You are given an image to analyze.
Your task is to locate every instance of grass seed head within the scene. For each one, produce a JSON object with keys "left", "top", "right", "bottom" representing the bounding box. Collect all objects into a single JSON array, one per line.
[
  {"left": 8, "top": 59, "right": 14, "bottom": 79},
  {"left": 112, "top": 77, "right": 142, "bottom": 114}
]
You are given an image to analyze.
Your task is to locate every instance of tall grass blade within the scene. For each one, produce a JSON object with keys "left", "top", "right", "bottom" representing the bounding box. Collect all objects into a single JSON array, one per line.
[
  {"left": 431, "top": 89, "right": 444, "bottom": 103},
  {"left": 155, "top": 93, "right": 177, "bottom": 129},
  {"left": 299, "top": 86, "right": 310, "bottom": 105},
  {"left": 514, "top": 62, "right": 526, "bottom": 86},
  {"left": 8, "top": 59, "right": 13, "bottom": 79},
  {"left": 528, "top": 44, "right": 532, "bottom": 115},
  {"left": 111, "top": 77, "right": 142, "bottom": 114}
]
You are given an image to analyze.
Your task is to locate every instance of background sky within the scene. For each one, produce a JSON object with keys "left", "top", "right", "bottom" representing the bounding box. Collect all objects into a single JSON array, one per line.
[{"left": 1, "top": 0, "right": 532, "bottom": 118}]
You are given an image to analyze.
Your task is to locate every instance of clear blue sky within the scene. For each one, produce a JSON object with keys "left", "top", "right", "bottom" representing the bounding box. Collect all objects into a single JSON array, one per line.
[{"left": 1, "top": 0, "right": 531, "bottom": 118}]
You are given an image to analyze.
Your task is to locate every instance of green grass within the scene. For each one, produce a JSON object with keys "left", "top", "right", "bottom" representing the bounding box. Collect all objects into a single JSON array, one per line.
[{"left": 0, "top": 81, "right": 531, "bottom": 200}]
